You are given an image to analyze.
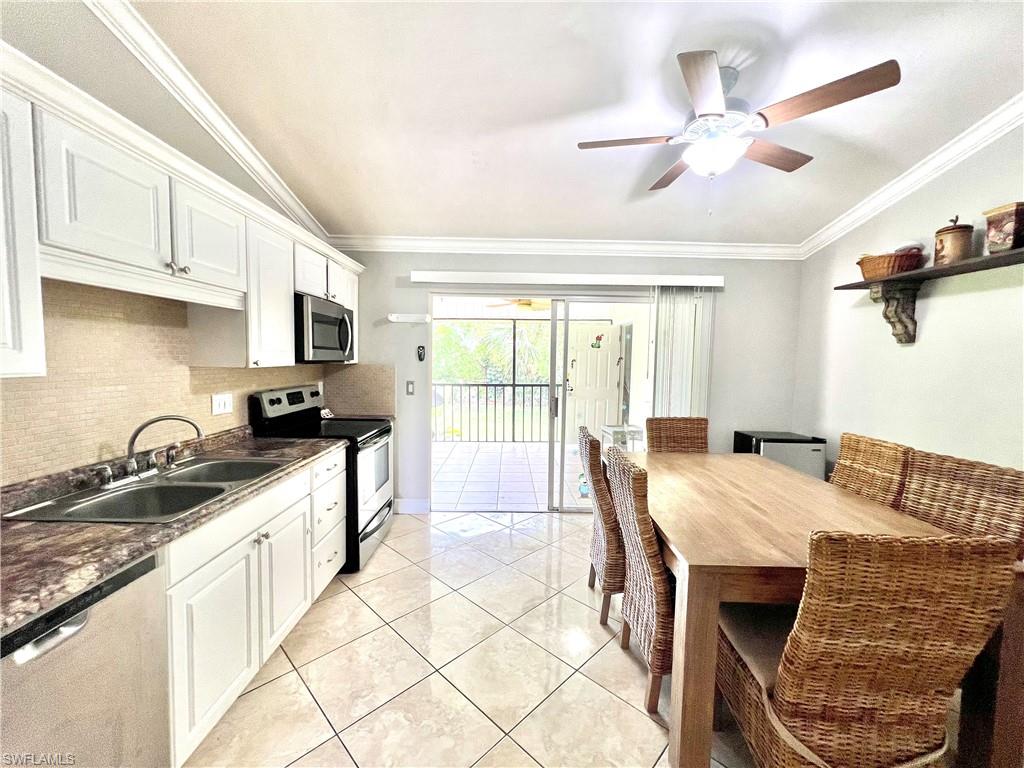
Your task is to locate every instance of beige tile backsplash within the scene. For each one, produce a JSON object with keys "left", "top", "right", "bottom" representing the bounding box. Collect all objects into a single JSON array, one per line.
[
  {"left": 1, "top": 280, "right": 330, "bottom": 485},
  {"left": 323, "top": 364, "right": 396, "bottom": 417}
]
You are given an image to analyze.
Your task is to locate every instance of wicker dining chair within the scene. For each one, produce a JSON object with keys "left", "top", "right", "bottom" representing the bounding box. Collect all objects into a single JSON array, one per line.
[
  {"left": 578, "top": 428, "right": 625, "bottom": 624},
  {"left": 899, "top": 448, "right": 1024, "bottom": 559},
  {"left": 829, "top": 432, "right": 910, "bottom": 508},
  {"left": 605, "top": 446, "right": 674, "bottom": 712},
  {"left": 716, "top": 531, "right": 1016, "bottom": 768},
  {"left": 645, "top": 417, "right": 709, "bottom": 453}
]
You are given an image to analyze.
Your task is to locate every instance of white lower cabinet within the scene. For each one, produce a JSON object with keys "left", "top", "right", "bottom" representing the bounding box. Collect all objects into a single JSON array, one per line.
[
  {"left": 168, "top": 533, "right": 260, "bottom": 765},
  {"left": 166, "top": 458, "right": 345, "bottom": 767},
  {"left": 258, "top": 498, "right": 311, "bottom": 660},
  {"left": 312, "top": 521, "right": 346, "bottom": 598}
]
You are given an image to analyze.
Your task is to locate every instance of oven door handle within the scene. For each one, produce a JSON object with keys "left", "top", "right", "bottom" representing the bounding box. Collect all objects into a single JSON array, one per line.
[
  {"left": 359, "top": 433, "right": 391, "bottom": 450},
  {"left": 359, "top": 500, "right": 393, "bottom": 542}
]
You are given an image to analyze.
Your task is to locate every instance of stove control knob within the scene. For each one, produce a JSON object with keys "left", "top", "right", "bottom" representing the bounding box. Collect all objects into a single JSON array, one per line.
[{"left": 311, "top": 390, "right": 320, "bottom": 398}]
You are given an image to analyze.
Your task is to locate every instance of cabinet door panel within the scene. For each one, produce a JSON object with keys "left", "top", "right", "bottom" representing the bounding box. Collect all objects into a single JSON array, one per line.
[
  {"left": 293, "top": 243, "right": 327, "bottom": 298},
  {"left": 36, "top": 109, "right": 171, "bottom": 271},
  {"left": 246, "top": 220, "right": 294, "bottom": 367},
  {"left": 326, "top": 258, "right": 345, "bottom": 305},
  {"left": 168, "top": 535, "right": 259, "bottom": 764},
  {"left": 0, "top": 90, "right": 45, "bottom": 377},
  {"left": 172, "top": 182, "right": 246, "bottom": 290},
  {"left": 259, "top": 498, "right": 311, "bottom": 659}
]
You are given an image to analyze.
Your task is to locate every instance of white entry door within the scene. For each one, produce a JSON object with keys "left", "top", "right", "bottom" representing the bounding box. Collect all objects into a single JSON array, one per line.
[{"left": 566, "top": 323, "right": 625, "bottom": 437}]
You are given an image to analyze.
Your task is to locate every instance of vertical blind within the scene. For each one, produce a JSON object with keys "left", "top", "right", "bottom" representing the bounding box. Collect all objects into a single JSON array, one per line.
[{"left": 652, "top": 286, "right": 716, "bottom": 417}]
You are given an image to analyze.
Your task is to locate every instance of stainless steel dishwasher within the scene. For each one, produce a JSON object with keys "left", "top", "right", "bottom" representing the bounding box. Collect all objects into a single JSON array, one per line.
[{"left": 1, "top": 556, "right": 171, "bottom": 767}]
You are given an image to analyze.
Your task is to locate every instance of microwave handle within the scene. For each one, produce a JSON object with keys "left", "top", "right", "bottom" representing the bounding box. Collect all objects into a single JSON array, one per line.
[{"left": 342, "top": 313, "right": 353, "bottom": 357}]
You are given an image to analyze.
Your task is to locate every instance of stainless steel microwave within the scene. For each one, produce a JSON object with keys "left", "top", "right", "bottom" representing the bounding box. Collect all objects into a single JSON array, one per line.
[{"left": 295, "top": 294, "right": 354, "bottom": 363}]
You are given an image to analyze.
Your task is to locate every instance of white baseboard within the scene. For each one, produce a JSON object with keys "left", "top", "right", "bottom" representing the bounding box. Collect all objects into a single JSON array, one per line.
[{"left": 395, "top": 498, "right": 430, "bottom": 514}]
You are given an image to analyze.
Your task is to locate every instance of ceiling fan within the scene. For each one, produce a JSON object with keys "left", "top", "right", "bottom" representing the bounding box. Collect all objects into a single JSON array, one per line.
[{"left": 578, "top": 51, "right": 901, "bottom": 190}]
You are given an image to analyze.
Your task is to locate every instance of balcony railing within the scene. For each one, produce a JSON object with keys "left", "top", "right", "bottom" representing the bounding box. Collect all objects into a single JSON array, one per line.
[{"left": 431, "top": 383, "right": 555, "bottom": 442}]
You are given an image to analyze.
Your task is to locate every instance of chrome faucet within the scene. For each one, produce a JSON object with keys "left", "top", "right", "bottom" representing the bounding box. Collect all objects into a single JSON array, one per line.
[{"left": 127, "top": 415, "right": 205, "bottom": 473}]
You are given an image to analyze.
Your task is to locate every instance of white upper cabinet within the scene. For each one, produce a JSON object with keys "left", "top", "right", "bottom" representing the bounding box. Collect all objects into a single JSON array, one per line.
[
  {"left": 294, "top": 242, "right": 327, "bottom": 299},
  {"left": 171, "top": 181, "right": 246, "bottom": 291},
  {"left": 246, "top": 220, "right": 294, "bottom": 368},
  {"left": 0, "top": 91, "right": 45, "bottom": 378},
  {"left": 35, "top": 109, "right": 172, "bottom": 272},
  {"left": 327, "top": 258, "right": 358, "bottom": 309}
]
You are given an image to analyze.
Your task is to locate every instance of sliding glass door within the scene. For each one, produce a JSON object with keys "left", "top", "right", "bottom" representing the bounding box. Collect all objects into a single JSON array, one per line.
[{"left": 547, "top": 297, "right": 654, "bottom": 511}]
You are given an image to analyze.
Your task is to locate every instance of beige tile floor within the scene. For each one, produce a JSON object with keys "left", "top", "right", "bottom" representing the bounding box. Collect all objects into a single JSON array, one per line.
[{"left": 186, "top": 511, "right": 755, "bottom": 768}]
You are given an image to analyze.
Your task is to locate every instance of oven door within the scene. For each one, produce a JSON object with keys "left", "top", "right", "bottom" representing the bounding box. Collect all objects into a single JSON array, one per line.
[
  {"left": 296, "top": 294, "right": 354, "bottom": 363},
  {"left": 356, "top": 432, "right": 393, "bottom": 532}
]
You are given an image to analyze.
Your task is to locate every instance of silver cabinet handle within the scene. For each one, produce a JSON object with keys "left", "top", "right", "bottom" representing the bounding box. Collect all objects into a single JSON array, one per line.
[
  {"left": 325, "top": 501, "right": 339, "bottom": 512},
  {"left": 12, "top": 610, "right": 90, "bottom": 665},
  {"left": 252, "top": 359, "right": 260, "bottom": 367},
  {"left": 325, "top": 464, "right": 338, "bottom": 472},
  {"left": 181, "top": 265, "right": 192, "bottom": 275},
  {"left": 326, "top": 550, "right": 339, "bottom": 564},
  {"left": 317, "top": 517, "right": 323, "bottom": 525},
  {"left": 253, "top": 531, "right": 271, "bottom": 545},
  {"left": 165, "top": 261, "right": 179, "bottom": 275},
  {"left": 323, "top": 291, "right": 330, "bottom": 299}
]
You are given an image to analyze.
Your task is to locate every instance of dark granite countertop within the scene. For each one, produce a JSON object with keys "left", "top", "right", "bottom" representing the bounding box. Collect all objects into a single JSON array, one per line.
[{"left": 1, "top": 432, "right": 346, "bottom": 637}]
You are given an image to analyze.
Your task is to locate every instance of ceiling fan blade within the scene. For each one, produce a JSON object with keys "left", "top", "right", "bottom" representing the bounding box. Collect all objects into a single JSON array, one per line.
[
  {"left": 744, "top": 139, "right": 813, "bottom": 172},
  {"left": 649, "top": 159, "right": 689, "bottom": 190},
  {"left": 677, "top": 50, "right": 726, "bottom": 116},
  {"left": 577, "top": 136, "right": 674, "bottom": 149},
  {"left": 755, "top": 59, "right": 901, "bottom": 128}
]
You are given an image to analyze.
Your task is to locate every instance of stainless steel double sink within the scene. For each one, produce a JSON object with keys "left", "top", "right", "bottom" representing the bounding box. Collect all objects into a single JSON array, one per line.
[{"left": 5, "top": 457, "right": 291, "bottom": 525}]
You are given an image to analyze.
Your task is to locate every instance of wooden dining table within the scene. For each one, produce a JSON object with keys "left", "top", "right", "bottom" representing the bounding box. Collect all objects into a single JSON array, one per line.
[{"left": 628, "top": 451, "right": 1024, "bottom": 768}]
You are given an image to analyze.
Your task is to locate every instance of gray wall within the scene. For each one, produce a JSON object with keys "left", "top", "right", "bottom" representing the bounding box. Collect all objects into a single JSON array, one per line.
[
  {"left": 354, "top": 252, "right": 803, "bottom": 505},
  {"left": 792, "top": 127, "right": 1024, "bottom": 469}
]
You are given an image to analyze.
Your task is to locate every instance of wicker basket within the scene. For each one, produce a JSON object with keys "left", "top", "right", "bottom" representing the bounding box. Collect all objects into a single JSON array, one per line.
[{"left": 857, "top": 251, "right": 923, "bottom": 281}]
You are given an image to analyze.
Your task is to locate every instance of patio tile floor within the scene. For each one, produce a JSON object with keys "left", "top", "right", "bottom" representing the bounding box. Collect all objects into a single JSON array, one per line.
[{"left": 432, "top": 441, "right": 586, "bottom": 512}]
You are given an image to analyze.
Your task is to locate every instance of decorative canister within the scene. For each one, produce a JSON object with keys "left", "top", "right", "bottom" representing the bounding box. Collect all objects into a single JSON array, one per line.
[
  {"left": 983, "top": 202, "right": 1024, "bottom": 252},
  {"left": 934, "top": 216, "right": 974, "bottom": 265}
]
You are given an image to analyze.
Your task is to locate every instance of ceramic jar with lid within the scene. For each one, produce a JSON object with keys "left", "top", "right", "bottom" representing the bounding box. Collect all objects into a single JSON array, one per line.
[{"left": 934, "top": 216, "right": 974, "bottom": 265}]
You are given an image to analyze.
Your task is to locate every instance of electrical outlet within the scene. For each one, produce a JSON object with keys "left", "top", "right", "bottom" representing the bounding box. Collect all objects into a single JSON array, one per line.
[
  {"left": 406, "top": 380, "right": 415, "bottom": 396},
  {"left": 211, "top": 392, "right": 233, "bottom": 415}
]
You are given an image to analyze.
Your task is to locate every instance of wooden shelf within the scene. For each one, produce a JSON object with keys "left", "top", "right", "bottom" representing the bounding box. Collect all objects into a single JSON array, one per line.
[
  {"left": 834, "top": 247, "right": 1024, "bottom": 290},
  {"left": 833, "top": 246, "right": 1024, "bottom": 345}
]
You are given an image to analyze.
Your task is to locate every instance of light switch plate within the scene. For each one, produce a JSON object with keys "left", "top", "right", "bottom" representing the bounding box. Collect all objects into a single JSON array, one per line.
[
  {"left": 211, "top": 392, "right": 233, "bottom": 415},
  {"left": 406, "top": 380, "right": 415, "bottom": 395}
]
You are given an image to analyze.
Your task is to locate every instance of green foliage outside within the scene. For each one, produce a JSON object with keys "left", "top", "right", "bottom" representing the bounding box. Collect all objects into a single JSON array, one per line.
[{"left": 432, "top": 319, "right": 551, "bottom": 384}]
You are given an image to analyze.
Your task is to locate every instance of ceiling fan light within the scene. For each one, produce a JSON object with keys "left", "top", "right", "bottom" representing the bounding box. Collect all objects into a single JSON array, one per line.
[{"left": 682, "top": 135, "right": 754, "bottom": 177}]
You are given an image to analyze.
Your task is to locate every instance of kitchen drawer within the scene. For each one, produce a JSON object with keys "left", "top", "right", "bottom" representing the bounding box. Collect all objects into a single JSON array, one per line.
[
  {"left": 311, "top": 472, "right": 346, "bottom": 544},
  {"left": 166, "top": 469, "right": 311, "bottom": 586},
  {"left": 311, "top": 450, "right": 345, "bottom": 488},
  {"left": 312, "top": 521, "right": 346, "bottom": 599}
]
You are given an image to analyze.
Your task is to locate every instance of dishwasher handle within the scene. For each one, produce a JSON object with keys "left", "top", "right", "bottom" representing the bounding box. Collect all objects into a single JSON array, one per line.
[{"left": 11, "top": 610, "right": 90, "bottom": 665}]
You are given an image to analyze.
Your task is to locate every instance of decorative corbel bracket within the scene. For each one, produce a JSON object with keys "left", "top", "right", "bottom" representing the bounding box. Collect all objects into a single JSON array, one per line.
[{"left": 869, "top": 282, "right": 920, "bottom": 344}]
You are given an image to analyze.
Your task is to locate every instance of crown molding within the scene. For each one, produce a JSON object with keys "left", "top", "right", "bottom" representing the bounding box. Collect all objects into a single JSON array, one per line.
[
  {"left": 0, "top": 42, "right": 363, "bottom": 274},
  {"left": 799, "top": 92, "right": 1024, "bottom": 257},
  {"left": 83, "top": 0, "right": 329, "bottom": 239},
  {"left": 327, "top": 235, "right": 804, "bottom": 260}
]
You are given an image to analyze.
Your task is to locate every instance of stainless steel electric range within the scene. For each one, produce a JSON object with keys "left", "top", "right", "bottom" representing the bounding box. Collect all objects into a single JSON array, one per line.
[{"left": 249, "top": 385, "right": 393, "bottom": 573}]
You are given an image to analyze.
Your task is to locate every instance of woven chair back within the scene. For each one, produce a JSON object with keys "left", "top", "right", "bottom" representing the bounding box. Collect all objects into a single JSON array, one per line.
[
  {"left": 605, "top": 446, "right": 675, "bottom": 675},
  {"left": 774, "top": 532, "right": 1015, "bottom": 768},
  {"left": 830, "top": 433, "right": 909, "bottom": 507},
  {"left": 578, "top": 427, "right": 625, "bottom": 593},
  {"left": 900, "top": 449, "right": 1024, "bottom": 560},
  {"left": 645, "top": 417, "right": 709, "bottom": 453}
]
